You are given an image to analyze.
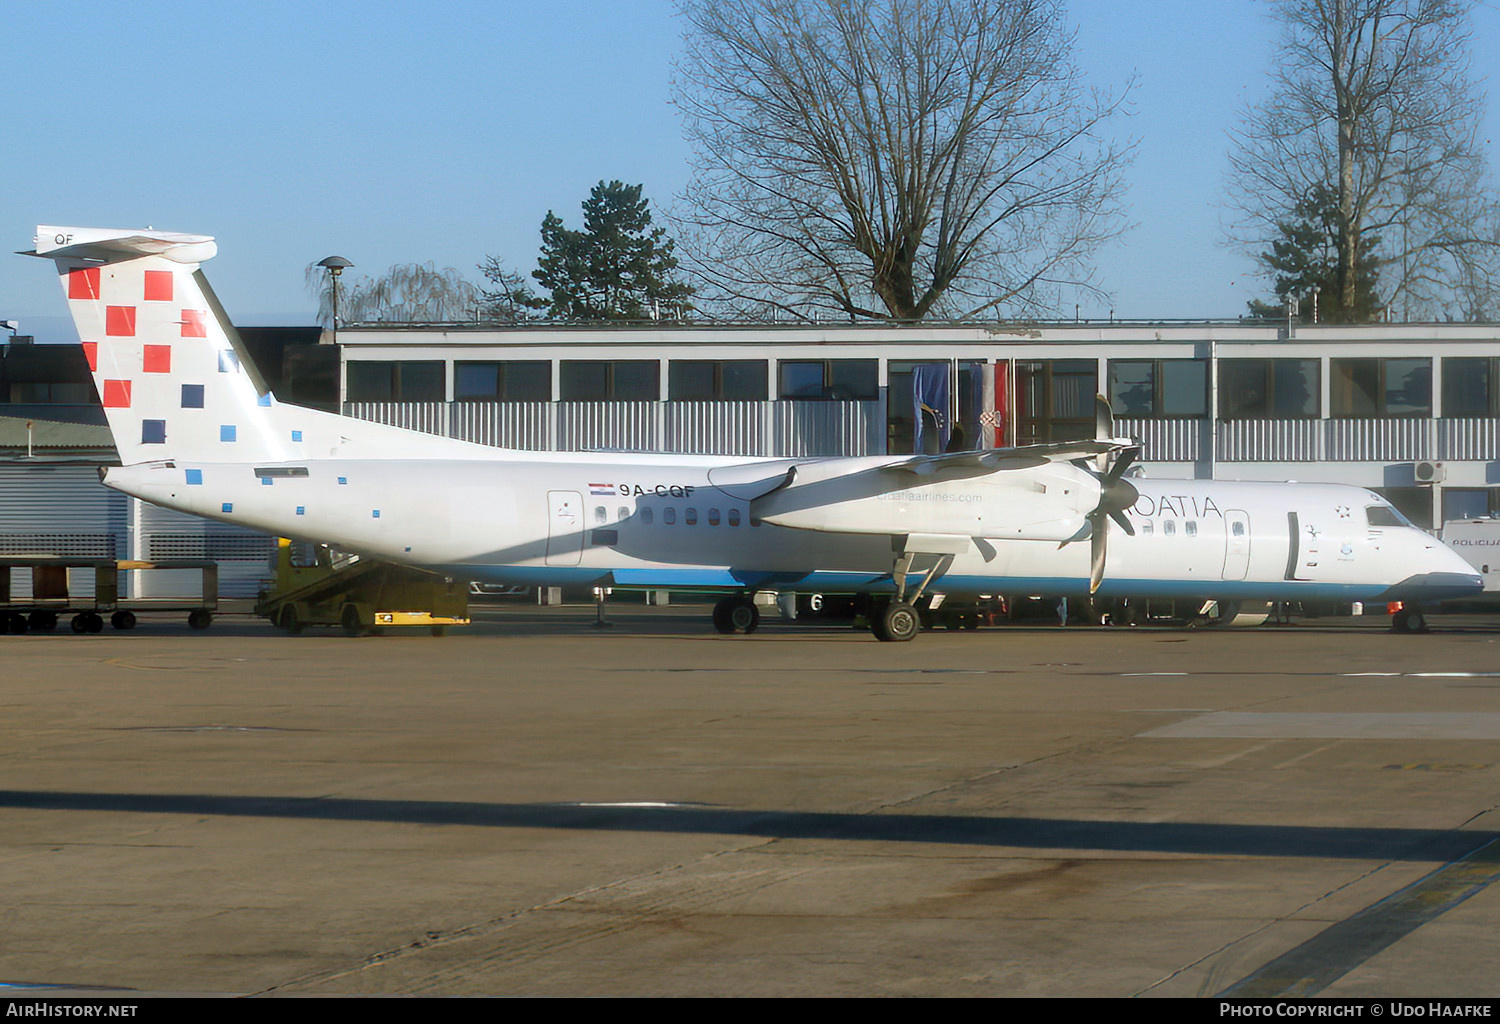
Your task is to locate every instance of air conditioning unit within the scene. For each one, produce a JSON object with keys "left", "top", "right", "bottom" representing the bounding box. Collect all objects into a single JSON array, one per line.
[{"left": 1415, "top": 460, "right": 1446, "bottom": 484}]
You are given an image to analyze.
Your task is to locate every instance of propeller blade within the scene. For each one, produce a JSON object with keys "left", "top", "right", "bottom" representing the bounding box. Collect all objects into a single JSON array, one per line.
[
  {"left": 1084, "top": 438, "right": 1141, "bottom": 590},
  {"left": 1057, "top": 519, "right": 1093, "bottom": 549},
  {"left": 1094, "top": 395, "right": 1113, "bottom": 473},
  {"left": 1109, "top": 445, "right": 1138, "bottom": 481},
  {"left": 1094, "top": 394, "right": 1113, "bottom": 442},
  {"left": 1090, "top": 515, "right": 1107, "bottom": 594}
]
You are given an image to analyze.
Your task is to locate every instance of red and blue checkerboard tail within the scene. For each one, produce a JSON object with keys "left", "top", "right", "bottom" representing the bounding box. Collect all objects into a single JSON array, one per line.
[{"left": 32, "top": 226, "right": 291, "bottom": 467}]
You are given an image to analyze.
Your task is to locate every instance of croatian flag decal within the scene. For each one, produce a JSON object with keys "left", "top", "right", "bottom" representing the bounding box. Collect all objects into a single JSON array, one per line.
[{"left": 588, "top": 483, "right": 617, "bottom": 496}]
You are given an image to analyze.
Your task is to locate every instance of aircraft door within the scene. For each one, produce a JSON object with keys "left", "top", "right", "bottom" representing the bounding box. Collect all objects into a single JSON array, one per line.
[
  {"left": 545, "top": 490, "right": 584, "bottom": 566},
  {"left": 1222, "top": 509, "right": 1250, "bottom": 580},
  {"left": 1287, "top": 509, "right": 1326, "bottom": 581}
]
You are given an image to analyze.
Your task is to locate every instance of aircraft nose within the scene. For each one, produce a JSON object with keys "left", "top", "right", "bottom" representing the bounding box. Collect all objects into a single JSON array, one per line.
[{"left": 1398, "top": 537, "right": 1486, "bottom": 600}]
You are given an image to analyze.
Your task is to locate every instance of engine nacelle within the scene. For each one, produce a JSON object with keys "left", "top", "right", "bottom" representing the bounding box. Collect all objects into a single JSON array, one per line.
[{"left": 751, "top": 460, "right": 1097, "bottom": 542}]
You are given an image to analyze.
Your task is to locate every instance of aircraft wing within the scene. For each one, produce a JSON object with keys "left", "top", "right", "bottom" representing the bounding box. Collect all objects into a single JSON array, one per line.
[
  {"left": 744, "top": 438, "right": 1137, "bottom": 541},
  {"left": 882, "top": 437, "right": 1137, "bottom": 476}
]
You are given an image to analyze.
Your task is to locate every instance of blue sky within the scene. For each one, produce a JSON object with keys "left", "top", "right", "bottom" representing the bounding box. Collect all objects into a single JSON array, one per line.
[{"left": 4, "top": 0, "right": 1498, "bottom": 341}]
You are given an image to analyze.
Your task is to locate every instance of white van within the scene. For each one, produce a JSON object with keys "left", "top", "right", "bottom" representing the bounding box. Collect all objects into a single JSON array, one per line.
[{"left": 1439, "top": 518, "right": 1500, "bottom": 594}]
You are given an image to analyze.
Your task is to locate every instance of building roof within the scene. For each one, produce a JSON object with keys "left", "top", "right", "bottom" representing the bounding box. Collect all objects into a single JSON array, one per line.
[{"left": 0, "top": 412, "right": 116, "bottom": 462}]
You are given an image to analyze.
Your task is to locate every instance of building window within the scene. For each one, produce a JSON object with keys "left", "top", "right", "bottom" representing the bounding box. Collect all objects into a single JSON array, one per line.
[
  {"left": 1017, "top": 360, "right": 1097, "bottom": 444},
  {"left": 6, "top": 381, "right": 96, "bottom": 404},
  {"left": 1442, "top": 488, "right": 1500, "bottom": 523},
  {"left": 1218, "top": 359, "right": 1319, "bottom": 419},
  {"left": 1331, "top": 358, "right": 1431, "bottom": 418},
  {"left": 455, "top": 361, "right": 551, "bottom": 401},
  {"left": 1108, "top": 360, "right": 1208, "bottom": 418},
  {"left": 668, "top": 360, "right": 768, "bottom": 401},
  {"left": 346, "top": 360, "right": 445, "bottom": 402},
  {"left": 887, "top": 361, "right": 950, "bottom": 454},
  {"left": 1442, "top": 357, "right": 1499, "bottom": 417},
  {"left": 777, "top": 359, "right": 878, "bottom": 400},
  {"left": 560, "top": 360, "right": 660, "bottom": 401}
]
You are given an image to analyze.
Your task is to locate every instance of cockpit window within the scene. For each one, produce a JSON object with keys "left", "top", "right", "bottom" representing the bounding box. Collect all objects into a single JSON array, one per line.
[{"left": 1367, "top": 505, "right": 1411, "bottom": 528}]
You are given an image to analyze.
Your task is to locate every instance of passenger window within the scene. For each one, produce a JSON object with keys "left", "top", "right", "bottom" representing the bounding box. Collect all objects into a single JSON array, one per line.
[
  {"left": 728, "top": 508, "right": 741, "bottom": 527},
  {"left": 1185, "top": 521, "right": 1197, "bottom": 537},
  {"left": 1140, "top": 522, "right": 1153, "bottom": 535},
  {"left": 618, "top": 506, "right": 629, "bottom": 521},
  {"left": 1232, "top": 521, "right": 1246, "bottom": 536},
  {"left": 1163, "top": 521, "right": 1176, "bottom": 536},
  {"left": 708, "top": 508, "right": 721, "bottom": 526},
  {"left": 640, "top": 507, "right": 654, "bottom": 525},
  {"left": 664, "top": 507, "right": 676, "bottom": 526},
  {"left": 685, "top": 508, "right": 699, "bottom": 526},
  {"left": 594, "top": 505, "right": 607, "bottom": 524}
]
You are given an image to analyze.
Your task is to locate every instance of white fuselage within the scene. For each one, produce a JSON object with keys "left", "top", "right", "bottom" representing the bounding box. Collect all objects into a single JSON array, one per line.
[{"left": 103, "top": 450, "right": 1482, "bottom": 604}]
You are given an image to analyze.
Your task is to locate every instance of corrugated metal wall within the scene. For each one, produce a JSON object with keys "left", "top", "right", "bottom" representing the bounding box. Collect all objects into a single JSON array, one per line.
[
  {"left": 1115, "top": 419, "right": 1204, "bottom": 463},
  {"left": 1213, "top": 418, "right": 1499, "bottom": 462},
  {"left": 0, "top": 464, "right": 127, "bottom": 599},
  {"left": 134, "top": 500, "right": 272, "bottom": 599},
  {"left": 346, "top": 400, "right": 884, "bottom": 457}
]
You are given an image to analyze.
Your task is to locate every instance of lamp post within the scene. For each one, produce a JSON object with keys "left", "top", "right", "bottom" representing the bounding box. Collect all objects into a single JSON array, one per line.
[{"left": 316, "top": 256, "right": 354, "bottom": 345}]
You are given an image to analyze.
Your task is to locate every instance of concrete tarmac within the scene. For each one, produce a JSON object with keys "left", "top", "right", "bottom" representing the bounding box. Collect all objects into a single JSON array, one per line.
[{"left": 2, "top": 605, "right": 1498, "bottom": 998}]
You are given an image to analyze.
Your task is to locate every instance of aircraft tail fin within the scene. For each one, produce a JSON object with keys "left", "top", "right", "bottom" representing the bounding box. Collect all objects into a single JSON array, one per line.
[{"left": 31, "top": 225, "right": 290, "bottom": 466}]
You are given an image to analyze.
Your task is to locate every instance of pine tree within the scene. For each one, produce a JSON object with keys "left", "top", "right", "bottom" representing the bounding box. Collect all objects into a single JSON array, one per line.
[
  {"left": 1247, "top": 184, "right": 1381, "bottom": 322},
  {"left": 528, "top": 181, "right": 694, "bottom": 320}
]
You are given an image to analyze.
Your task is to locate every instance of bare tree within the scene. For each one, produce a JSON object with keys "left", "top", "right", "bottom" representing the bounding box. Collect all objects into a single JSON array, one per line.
[
  {"left": 1226, "top": 0, "right": 1500, "bottom": 321},
  {"left": 304, "top": 262, "right": 483, "bottom": 324},
  {"left": 477, "top": 255, "right": 539, "bottom": 323},
  {"left": 671, "top": 0, "right": 1134, "bottom": 321}
]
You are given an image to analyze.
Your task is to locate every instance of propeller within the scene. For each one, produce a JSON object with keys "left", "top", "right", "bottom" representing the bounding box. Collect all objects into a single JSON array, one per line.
[{"left": 1085, "top": 396, "right": 1140, "bottom": 594}]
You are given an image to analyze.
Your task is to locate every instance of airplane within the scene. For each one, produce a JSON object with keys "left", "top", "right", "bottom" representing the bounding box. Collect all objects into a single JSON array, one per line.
[{"left": 26, "top": 225, "right": 1484, "bottom": 639}]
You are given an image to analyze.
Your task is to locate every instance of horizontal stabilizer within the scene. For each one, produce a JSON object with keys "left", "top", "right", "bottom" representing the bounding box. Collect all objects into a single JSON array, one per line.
[{"left": 27, "top": 226, "right": 217, "bottom": 265}]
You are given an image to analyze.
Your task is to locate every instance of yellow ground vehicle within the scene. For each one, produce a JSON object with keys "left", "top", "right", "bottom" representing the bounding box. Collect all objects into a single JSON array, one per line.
[{"left": 256, "top": 539, "right": 469, "bottom": 636}]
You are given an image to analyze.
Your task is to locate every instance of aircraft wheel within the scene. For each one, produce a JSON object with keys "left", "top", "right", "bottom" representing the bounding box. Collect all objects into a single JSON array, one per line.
[
  {"left": 874, "top": 601, "right": 921, "bottom": 642},
  {"left": 71, "top": 613, "right": 89, "bottom": 634},
  {"left": 6, "top": 612, "right": 28, "bottom": 634},
  {"left": 713, "top": 596, "right": 759, "bottom": 635},
  {"left": 188, "top": 611, "right": 213, "bottom": 630},
  {"left": 279, "top": 605, "right": 303, "bottom": 635},
  {"left": 1391, "top": 608, "right": 1428, "bottom": 634},
  {"left": 28, "top": 611, "right": 57, "bottom": 632},
  {"left": 110, "top": 610, "right": 137, "bottom": 631}
]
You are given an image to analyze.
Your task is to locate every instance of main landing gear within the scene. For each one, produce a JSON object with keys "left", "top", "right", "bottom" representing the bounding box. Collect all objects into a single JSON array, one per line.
[
  {"left": 868, "top": 545, "right": 958, "bottom": 642},
  {"left": 870, "top": 599, "right": 921, "bottom": 642},
  {"left": 709, "top": 540, "right": 951, "bottom": 641},
  {"left": 712, "top": 595, "right": 760, "bottom": 634}
]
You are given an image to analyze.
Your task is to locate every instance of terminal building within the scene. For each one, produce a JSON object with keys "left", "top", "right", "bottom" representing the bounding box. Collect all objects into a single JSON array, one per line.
[{"left": 4, "top": 318, "right": 1499, "bottom": 598}]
